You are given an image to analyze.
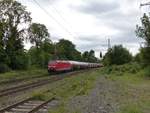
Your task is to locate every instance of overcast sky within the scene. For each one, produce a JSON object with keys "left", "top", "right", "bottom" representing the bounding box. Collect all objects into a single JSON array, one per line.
[{"left": 17, "top": 0, "right": 148, "bottom": 57}]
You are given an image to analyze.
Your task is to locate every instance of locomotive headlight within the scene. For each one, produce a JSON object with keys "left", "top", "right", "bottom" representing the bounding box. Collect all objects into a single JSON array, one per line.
[{"left": 48, "top": 66, "right": 56, "bottom": 68}]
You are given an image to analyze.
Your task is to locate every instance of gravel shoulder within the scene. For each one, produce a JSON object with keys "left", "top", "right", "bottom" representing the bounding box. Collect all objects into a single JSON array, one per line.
[
  {"left": 67, "top": 76, "right": 120, "bottom": 113},
  {"left": 66, "top": 72, "right": 150, "bottom": 113}
]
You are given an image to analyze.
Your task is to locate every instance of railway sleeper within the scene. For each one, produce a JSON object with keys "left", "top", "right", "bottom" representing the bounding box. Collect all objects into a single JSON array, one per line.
[{"left": 0, "top": 98, "right": 59, "bottom": 113}]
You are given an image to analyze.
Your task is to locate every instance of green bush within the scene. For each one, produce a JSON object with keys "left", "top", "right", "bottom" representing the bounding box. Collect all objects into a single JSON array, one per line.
[
  {"left": 29, "top": 47, "right": 53, "bottom": 68},
  {"left": 103, "top": 45, "right": 132, "bottom": 65},
  {"left": 104, "top": 63, "right": 142, "bottom": 76},
  {"left": 32, "top": 92, "right": 45, "bottom": 101},
  {"left": 0, "top": 63, "right": 10, "bottom": 73},
  {"left": 143, "top": 66, "right": 150, "bottom": 77},
  {"left": 10, "top": 53, "right": 29, "bottom": 70}
]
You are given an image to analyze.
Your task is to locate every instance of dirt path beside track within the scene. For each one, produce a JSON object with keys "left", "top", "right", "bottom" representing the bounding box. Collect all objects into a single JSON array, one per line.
[
  {"left": 67, "top": 76, "right": 120, "bottom": 113},
  {"left": 67, "top": 75, "right": 150, "bottom": 113}
]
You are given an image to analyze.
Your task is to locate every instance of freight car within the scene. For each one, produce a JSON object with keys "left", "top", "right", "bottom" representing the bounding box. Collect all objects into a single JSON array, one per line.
[{"left": 48, "top": 60, "right": 102, "bottom": 74}]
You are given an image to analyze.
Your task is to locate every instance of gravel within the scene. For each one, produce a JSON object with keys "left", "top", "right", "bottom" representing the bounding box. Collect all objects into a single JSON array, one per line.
[{"left": 67, "top": 76, "right": 121, "bottom": 113}]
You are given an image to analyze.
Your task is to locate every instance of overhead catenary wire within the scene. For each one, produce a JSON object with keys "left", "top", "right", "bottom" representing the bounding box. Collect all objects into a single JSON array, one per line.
[
  {"left": 32, "top": 0, "right": 76, "bottom": 38},
  {"left": 47, "top": 0, "right": 79, "bottom": 38},
  {"left": 32, "top": 0, "right": 106, "bottom": 55},
  {"left": 48, "top": 0, "right": 73, "bottom": 30}
]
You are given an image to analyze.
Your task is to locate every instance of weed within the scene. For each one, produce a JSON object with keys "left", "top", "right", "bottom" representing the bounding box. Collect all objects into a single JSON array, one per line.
[
  {"left": 118, "top": 104, "right": 143, "bottom": 113},
  {"left": 32, "top": 92, "right": 45, "bottom": 101}
]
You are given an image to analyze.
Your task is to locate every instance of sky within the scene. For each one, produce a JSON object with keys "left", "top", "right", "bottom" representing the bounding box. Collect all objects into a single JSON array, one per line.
[{"left": 17, "top": 0, "right": 148, "bottom": 57}]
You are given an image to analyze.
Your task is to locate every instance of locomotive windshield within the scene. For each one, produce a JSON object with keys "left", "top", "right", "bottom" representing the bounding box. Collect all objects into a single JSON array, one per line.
[{"left": 48, "top": 61, "right": 56, "bottom": 64}]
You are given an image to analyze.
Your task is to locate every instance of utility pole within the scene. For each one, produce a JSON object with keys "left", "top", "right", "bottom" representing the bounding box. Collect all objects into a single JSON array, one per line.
[{"left": 108, "top": 38, "right": 111, "bottom": 49}]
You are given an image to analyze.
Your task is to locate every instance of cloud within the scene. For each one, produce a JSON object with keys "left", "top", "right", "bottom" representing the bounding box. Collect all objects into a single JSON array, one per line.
[
  {"left": 75, "top": 30, "right": 142, "bottom": 56},
  {"left": 18, "top": 0, "right": 60, "bottom": 5},
  {"left": 18, "top": 0, "right": 143, "bottom": 57},
  {"left": 70, "top": 0, "right": 142, "bottom": 55},
  {"left": 73, "top": 0, "right": 120, "bottom": 15}
]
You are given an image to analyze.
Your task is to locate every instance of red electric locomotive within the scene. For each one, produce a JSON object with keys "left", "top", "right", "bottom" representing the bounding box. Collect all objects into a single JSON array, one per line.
[{"left": 48, "top": 60, "right": 72, "bottom": 73}]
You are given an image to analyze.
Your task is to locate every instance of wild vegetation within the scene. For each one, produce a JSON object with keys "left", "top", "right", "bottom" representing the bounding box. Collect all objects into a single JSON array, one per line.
[
  {"left": 104, "top": 65, "right": 150, "bottom": 113},
  {"left": 136, "top": 13, "right": 150, "bottom": 67},
  {"left": 102, "top": 12, "right": 150, "bottom": 77},
  {"left": 103, "top": 45, "right": 132, "bottom": 65},
  {"left": 0, "top": 68, "right": 47, "bottom": 82}
]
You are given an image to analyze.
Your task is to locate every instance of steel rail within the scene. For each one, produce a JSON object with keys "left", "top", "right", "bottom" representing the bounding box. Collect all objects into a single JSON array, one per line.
[
  {"left": 0, "top": 69, "right": 98, "bottom": 98},
  {"left": 27, "top": 98, "right": 55, "bottom": 113},
  {"left": 0, "top": 68, "right": 99, "bottom": 112},
  {"left": 0, "top": 70, "right": 83, "bottom": 97},
  {"left": 0, "top": 98, "right": 32, "bottom": 113},
  {"left": 0, "top": 98, "right": 56, "bottom": 113},
  {"left": 0, "top": 75, "right": 48, "bottom": 85}
]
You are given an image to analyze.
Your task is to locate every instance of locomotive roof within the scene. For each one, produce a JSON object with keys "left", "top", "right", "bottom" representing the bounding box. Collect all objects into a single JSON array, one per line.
[{"left": 50, "top": 60, "right": 100, "bottom": 65}]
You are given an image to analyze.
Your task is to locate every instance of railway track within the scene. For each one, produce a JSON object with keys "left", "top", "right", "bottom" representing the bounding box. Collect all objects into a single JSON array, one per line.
[
  {"left": 0, "top": 70, "right": 87, "bottom": 98},
  {"left": 0, "top": 78, "right": 54, "bottom": 97},
  {"left": 0, "top": 75, "right": 48, "bottom": 85},
  {"left": 0, "top": 69, "right": 98, "bottom": 112},
  {"left": 0, "top": 97, "right": 57, "bottom": 113}
]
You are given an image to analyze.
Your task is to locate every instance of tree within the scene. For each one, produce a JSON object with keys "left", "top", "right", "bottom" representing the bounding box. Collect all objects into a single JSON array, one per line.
[
  {"left": 103, "top": 45, "right": 132, "bottom": 65},
  {"left": 40, "top": 39, "right": 53, "bottom": 53},
  {"left": 0, "top": 22, "right": 8, "bottom": 64},
  {"left": 72, "top": 50, "right": 82, "bottom": 61},
  {"left": 28, "top": 23, "right": 50, "bottom": 68},
  {"left": 134, "top": 53, "right": 141, "bottom": 63},
  {"left": 89, "top": 50, "right": 95, "bottom": 58},
  {"left": 56, "top": 39, "right": 81, "bottom": 60},
  {"left": 82, "top": 50, "right": 98, "bottom": 62},
  {"left": 28, "top": 39, "right": 54, "bottom": 68},
  {"left": 40, "top": 39, "right": 54, "bottom": 66},
  {"left": 0, "top": 0, "right": 31, "bottom": 47},
  {"left": 136, "top": 13, "right": 150, "bottom": 66},
  {"left": 82, "top": 51, "right": 89, "bottom": 62},
  {"left": 139, "top": 47, "right": 150, "bottom": 66},
  {"left": 88, "top": 50, "right": 97, "bottom": 62},
  {"left": 0, "top": 0, "right": 31, "bottom": 70},
  {"left": 28, "top": 23, "right": 50, "bottom": 49}
]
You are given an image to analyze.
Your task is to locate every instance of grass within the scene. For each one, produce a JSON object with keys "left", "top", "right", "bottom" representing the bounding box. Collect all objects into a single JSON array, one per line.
[
  {"left": 0, "top": 68, "right": 47, "bottom": 82},
  {"left": 48, "top": 102, "right": 67, "bottom": 113},
  {"left": 118, "top": 104, "right": 143, "bottom": 113},
  {"left": 101, "top": 63, "right": 150, "bottom": 113},
  {"left": 118, "top": 75, "right": 150, "bottom": 113},
  {"left": 31, "top": 69, "right": 101, "bottom": 113}
]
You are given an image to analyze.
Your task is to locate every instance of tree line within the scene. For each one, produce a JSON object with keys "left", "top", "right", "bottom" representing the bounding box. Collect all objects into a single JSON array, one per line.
[{"left": 0, "top": 0, "right": 99, "bottom": 73}]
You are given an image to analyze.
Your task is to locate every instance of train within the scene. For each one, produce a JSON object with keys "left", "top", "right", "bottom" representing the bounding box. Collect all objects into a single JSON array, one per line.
[{"left": 48, "top": 60, "right": 102, "bottom": 74}]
